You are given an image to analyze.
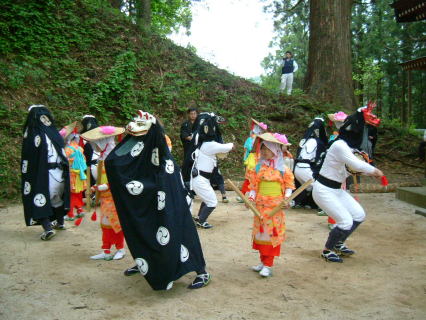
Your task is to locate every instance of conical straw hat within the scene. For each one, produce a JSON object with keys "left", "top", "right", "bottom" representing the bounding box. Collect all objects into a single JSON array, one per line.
[{"left": 81, "top": 126, "right": 125, "bottom": 141}]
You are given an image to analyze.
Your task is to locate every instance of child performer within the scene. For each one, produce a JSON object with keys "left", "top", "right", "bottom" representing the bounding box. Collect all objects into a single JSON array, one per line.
[
  {"left": 248, "top": 133, "right": 295, "bottom": 277},
  {"left": 239, "top": 119, "right": 268, "bottom": 202},
  {"left": 81, "top": 126, "right": 126, "bottom": 261},
  {"left": 313, "top": 107, "right": 383, "bottom": 263},
  {"left": 60, "top": 122, "right": 87, "bottom": 224}
]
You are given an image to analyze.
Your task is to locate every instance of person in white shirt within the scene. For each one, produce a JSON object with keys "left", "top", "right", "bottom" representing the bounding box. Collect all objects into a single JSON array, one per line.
[
  {"left": 280, "top": 51, "right": 299, "bottom": 95},
  {"left": 191, "top": 113, "right": 233, "bottom": 229},
  {"left": 313, "top": 108, "right": 383, "bottom": 263}
]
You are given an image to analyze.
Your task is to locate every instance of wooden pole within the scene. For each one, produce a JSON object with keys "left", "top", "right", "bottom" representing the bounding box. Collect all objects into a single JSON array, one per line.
[
  {"left": 226, "top": 179, "right": 261, "bottom": 217},
  {"left": 86, "top": 165, "right": 91, "bottom": 211},
  {"left": 407, "top": 69, "right": 412, "bottom": 126},
  {"left": 267, "top": 179, "right": 314, "bottom": 217},
  {"left": 94, "top": 160, "right": 104, "bottom": 207}
]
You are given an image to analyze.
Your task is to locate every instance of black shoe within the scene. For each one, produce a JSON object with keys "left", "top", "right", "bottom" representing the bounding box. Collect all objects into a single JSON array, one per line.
[
  {"left": 196, "top": 221, "right": 213, "bottom": 229},
  {"left": 188, "top": 273, "right": 211, "bottom": 289},
  {"left": 321, "top": 250, "right": 343, "bottom": 263},
  {"left": 40, "top": 230, "right": 56, "bottom": 241},
  {"left": 124, "top": 265, "right": 139, "bottom": 276},
  {"left": 51, "top": 221, "right": 66, "bottom": 230},
  {"left": 334, "top": 242, "right": 355, "bottom": 256}
]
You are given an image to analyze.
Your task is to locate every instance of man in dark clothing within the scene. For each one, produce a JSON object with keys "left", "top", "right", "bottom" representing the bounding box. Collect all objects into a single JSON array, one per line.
[
  {"left": 180, "top": 107, "right": 198, "bottom": 183},
  {"left": 280, "top": 51, "right": 299, "bottom": 95}
]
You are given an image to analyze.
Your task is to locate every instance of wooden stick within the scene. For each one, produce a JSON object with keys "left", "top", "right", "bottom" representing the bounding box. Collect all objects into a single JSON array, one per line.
[
  {"left": 267, "top": 179, "right": 314, "bottom": 217},
  {"left": 94, "top": 160, "right": 104, "bottom": 207},
  {"left": 86, "top": 165, "right": 91, "bottom": 211},
  {"left": 226, "top": 179, "right": 261, "bottom": 217}
]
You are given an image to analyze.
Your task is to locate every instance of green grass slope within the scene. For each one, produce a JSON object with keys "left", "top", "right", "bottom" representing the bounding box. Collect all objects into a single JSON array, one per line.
[{"left": 0, "top": 0, "right": 421, "bottom": 200}]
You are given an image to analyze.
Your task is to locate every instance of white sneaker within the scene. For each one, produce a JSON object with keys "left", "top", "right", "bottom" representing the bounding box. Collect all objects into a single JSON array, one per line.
[
  {"left": 259, "top": 266, "right": 272, "bottom": 277},
  {"left": 251, "top": 263, "right": 264, "bottom": 272},
  {"left": 113, "top": 249, "right": 126, "bottom": 260},
  {"left": 90, "top": 252, "right": 113, "bottom": 260}
]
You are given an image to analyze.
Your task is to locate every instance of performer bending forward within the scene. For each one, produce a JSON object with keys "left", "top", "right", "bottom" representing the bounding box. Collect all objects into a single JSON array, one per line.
[
  {"left": 313, "top": 107, "right": 383, "bottom": 263},
  {"left": 248, "top": 133, "right": 295, "bottom": 277}
]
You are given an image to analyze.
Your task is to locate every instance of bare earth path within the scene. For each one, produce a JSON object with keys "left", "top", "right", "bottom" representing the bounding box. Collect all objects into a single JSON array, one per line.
[{"left": 1, "top": 192, "right": 425, "bottom": 320}]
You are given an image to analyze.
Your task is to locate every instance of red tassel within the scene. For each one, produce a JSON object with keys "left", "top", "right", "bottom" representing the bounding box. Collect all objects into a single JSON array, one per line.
[
  {"left": 74, "top": 217, "right": 83, "bottom": 226},
  {"left": 117, "top": 133, "right": 123, "bottom": 142},
  {"left": 328, "top": 216, "right": 336, "bottom": 224},
  {"left": 381, "top": 176, "right": 389, "bottom": 187},
  {"left": 79, "top": 136, "right": 85, "bottom": 148},
  {"left": 272, "top": 227, "right": 278, "bottom": 237},
  {"left": 259, "top": 224, "right": 264, "bottom": 233},
  {"left": 91, "top": 211, "right": 97, "bottom": 221}
]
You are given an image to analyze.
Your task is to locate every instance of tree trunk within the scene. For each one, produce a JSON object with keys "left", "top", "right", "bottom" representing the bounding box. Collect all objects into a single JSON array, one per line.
[
  {"left": 110, "top": 0, "right": 122, "bottom": 9},
  {"left": 305, "top": 0, "right": 355, "bottom": 112},
  {"left": 136, "top": 0, "right": 151, "bottom": 30}
]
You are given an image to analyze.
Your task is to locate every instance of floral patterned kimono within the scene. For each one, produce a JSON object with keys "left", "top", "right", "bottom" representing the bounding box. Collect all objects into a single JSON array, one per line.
[
  {"left": 249, "top": 156, "right": 295, "bottom": 267},
  {"left": 65, "top": 141, "right": 87, "bottom": 219}
]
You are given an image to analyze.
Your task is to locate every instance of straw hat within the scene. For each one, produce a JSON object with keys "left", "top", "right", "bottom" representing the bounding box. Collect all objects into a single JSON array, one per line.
[
  {"left": 257, "top": 132, "right": 291, "bottom": 146},
  {"left": 251, "top": 118, "right": 268, "bottom": 130},
  {"left": 81, "top": 126, "right": 125, "bottom": 141},
  {"left": 60, "top": 121, "right": 81, "bottom": 139}
]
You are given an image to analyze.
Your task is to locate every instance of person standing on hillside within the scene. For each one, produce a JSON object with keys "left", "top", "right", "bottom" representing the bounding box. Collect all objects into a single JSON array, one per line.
[
  {"left": 180, "top": 107, "right": 198, "bottom": 184},
  {"left": 280, "top": 51, "right": 299, "bottom": 95}
]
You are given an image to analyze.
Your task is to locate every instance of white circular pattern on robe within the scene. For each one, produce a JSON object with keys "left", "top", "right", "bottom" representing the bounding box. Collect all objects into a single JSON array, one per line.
[
  {"left": 156, "top": 226, "right": 170, "bottom": 246},
  {"left": 203, "top": 124, "right": 209, "bottom": 134},
  {"left": 180, "top": 244, "right": 189, "bottom": 262},
  {"left": 87, "top": 122, "right": 92, "bottom": 130},
  {"left": 22, "top": 160, "right": 28, "bottom": 173},
  {"left": 126, "top": 180, "right": 144, "bottom": 195},
  {"left": 33, "top": 193, "right": 46, "bottom": 207},
  {"left": 157, "top": 191, "right": 166, "bottom": 211},
  {"left": 164, "top": 159, "right": 174, "bottom": 174},
  {"left": 23, "top": 181, "right": 31, "bottom": 195},
  {"left": 39, "top": 115, "right": 51, "bottom": 126},
  {"left": 34, "top": 135, "right": 41, "bottom": 147},
  {"left": 29, "top": 218, "right": 37, "bottom": 226},
  {"left": 151, "top": 148, "right": 159, "bottom": 166},
  {"left": 23, "top": 128, "right": 28, "bottom": 138},
  {"left": 135, "top": 258, "right": 149, "bottom": 275},
  {"left": 130, "top": 141, "right": 144, "bottom": 157},
  {"left": 185, "top": 195, "right": 192, "bottom": 206},
  {"left": 166, "top": 282, "right": 174, "bottom": 290}
]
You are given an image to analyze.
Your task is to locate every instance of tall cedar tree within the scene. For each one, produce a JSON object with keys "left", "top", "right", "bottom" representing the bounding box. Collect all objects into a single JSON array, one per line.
[{"left": 305, "top": 0, "right": 355, "bottom": 111}]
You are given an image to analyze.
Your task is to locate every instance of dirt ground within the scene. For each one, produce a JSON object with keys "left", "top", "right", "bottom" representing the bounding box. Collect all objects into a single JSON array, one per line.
[{"left": 1, "top": 191, "right": 425, "bottom": 320}]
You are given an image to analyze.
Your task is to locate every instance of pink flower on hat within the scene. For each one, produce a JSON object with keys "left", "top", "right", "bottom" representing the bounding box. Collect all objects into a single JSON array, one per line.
[
  {"left": 59, "top": 128, "right": 66, "bottom": 137},
  {"left": 100, "top": 126, "right": 116, "bottom": 134},
  {"left": 258, "top": 122, "right": 267, "bottom": 130},
  {"left": 273, "top": 133, "right": 289, "bottom": 145},
  {"left": 333, "top": 111, "right": 348, "bottom": 122}
]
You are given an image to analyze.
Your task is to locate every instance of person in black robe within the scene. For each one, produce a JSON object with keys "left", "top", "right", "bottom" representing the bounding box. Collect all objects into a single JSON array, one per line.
[
  {"left": 21, "top": 105, "right": 70, "bottom": 240},
  {"left": 180, "top": 107, "right": 198, "bottom": 185},
  {"left": 293, "top": 118, "right": 328, "bottom": 212},
  {"left": 105, "top": 110, "right": 210, "bottom": 290},
  {"left": 80, "top": 115, "right": 100, "bottom": 186}
]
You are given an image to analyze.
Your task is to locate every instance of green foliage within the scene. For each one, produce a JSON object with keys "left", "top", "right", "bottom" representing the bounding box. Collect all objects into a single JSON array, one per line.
[
  {"left": 88, "top": 51, "right": 138, "bottom": 121},
  {"left": 352, "top": 58, "right": 385, "bottom": 104},
  {"left": 152, "top": 0, "right": 192, "bottom": 36}
]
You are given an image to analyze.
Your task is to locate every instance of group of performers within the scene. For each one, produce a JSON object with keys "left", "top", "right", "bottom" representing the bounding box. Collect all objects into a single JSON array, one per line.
[{"left": 20, "top": 102, "right": 384, "bottom": 290}]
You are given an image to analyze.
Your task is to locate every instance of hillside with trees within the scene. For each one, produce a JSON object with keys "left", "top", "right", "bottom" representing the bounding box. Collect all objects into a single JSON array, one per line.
[{"left": 0, "top": 0, "right": 423, "bottom": 200}]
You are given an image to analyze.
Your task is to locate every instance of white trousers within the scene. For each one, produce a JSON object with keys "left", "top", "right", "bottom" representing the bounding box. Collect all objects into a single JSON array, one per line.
[
  {"left": 312, "top": 181, "right": 365, "bottom": 230},
  {"left": 192, "top": 175, "right": 217, "bottom": 207},
  {"left": 49, "top": 168, "right": 65, "bottom": 208},
  {"left": 294, "top": 166, "right": 313, "bottom": 192},
  {"left": 280, "top": 73, "right": 294, "bottom": 94}
]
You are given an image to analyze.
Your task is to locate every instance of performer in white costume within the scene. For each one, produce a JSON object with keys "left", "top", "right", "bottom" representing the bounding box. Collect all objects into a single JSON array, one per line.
[
  {"left": 191, "top": 113, "right": 233, "bottom": 229},
  {"left": 313, "top": 106, "right": 383, "bottom": 262}
]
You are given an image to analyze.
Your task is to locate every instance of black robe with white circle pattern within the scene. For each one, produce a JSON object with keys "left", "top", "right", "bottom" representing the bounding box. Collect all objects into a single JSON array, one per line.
[
  {"left": 21, "top": 106, "right": 70, "bottom": 226},
  {"left": 105, "top": 123, "right": 206, "bottom": 290}
]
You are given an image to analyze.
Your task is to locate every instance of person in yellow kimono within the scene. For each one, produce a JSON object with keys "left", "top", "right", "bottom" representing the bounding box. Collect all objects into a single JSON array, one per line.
[
  {"left": 81, "top": 125, "right": 126, "bottom": 261},
  {"left": 248, "top": 132, "right": 295, "bottom": 277}
]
